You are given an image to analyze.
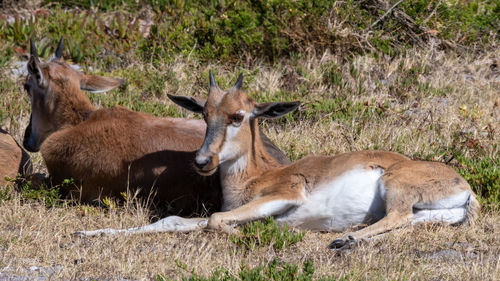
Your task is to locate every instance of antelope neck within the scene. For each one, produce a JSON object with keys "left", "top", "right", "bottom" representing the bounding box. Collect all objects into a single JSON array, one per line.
[
  {"left": 58, "top": 89, "right": 95, "bottom": 127},
  {"left": 219, "top": 118, "right": 283, "bottom": 193}
]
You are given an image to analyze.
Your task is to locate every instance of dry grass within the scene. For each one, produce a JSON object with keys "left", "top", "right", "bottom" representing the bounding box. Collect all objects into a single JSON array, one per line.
[
  {"left": 0, "top": 197, "right": 498, "bottom": 280},
  {"left": 262, "top": 48, "right": 499, "bottom": 159}
]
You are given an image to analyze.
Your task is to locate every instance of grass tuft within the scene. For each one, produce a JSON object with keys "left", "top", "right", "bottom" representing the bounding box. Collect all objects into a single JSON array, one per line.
[
  {"left": 230, "top": 217, "right": 305, "bottom": 251},
  {"left": 18, "top": 177, "right": 63, "bottom": 208},
  {"left": 455, "top": 154, "right": 500, "bottom": 208},
  {"left": 165, "top": 259, "right": 318, "bottom": 281}
]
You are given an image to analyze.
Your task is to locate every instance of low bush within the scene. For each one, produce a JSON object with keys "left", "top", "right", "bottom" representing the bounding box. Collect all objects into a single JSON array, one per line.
[{"left": 230, "top": 217, "right": 305, "bottom": 251}]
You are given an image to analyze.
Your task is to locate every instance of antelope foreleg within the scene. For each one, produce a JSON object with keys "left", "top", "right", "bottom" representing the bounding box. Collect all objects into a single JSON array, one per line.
[
  {"left": 73, "top": 216, "right": 208, "bottom": 237},
  {"left": 208, "top": 195, "right": 302, "bottom": 233}
]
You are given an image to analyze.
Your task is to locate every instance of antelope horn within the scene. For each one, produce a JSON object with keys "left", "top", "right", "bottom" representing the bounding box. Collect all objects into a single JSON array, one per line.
[
  {"left": 230, "top": 73, "right": 243, "bottom": 92},
  {"left": 209, "top": 69, "right": 218, "bottom": 89},
  {"left": 54, "top": 36, "right": 64, "bottom": 59},
  {"left": 29, "top": 38, "right": 39, "bottom": 61}
]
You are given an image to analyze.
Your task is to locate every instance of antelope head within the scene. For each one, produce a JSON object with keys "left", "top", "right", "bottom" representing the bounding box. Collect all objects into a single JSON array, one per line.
[
  {"left": 168, "top": 71, "right": 299, "bottom": 176},
  {"left": 23, "top": 37, "right": 124, "bottom": 152}
]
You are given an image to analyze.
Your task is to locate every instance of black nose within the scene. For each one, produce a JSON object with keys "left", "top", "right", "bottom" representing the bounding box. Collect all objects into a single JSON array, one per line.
[
  {"left": 23, "top": 118, "right": 38, "bottom": 152},
  {"left": 194, "top": 156, "right": 211, "bottom": 169},
  {"left": 23, "top": 138, "right": 37, "bottom": 152}
]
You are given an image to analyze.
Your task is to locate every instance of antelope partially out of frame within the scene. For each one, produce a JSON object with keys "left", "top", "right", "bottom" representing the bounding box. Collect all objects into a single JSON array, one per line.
[
  {"left": 0, "top": 128, "right": 31, "bottom": 188},
  {"left": 24, "top": 38, "right": 289, "bottom": 217},
  {"left": 77, "top": 72, "right": 479, "bottom": 248}
]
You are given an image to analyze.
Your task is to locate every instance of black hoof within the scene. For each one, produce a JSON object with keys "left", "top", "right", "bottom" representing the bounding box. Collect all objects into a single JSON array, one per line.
[
  {"left": 328, "top": 239, "right": 346, "bottom": 249},
  {"left": 328, "top": 235, "right": 358, "bottom": 250}
]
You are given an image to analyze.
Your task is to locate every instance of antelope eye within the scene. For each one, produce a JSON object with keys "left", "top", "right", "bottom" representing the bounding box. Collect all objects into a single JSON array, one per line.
[{"left": 229, "top": 113, "right": 244, "bottom": 126}]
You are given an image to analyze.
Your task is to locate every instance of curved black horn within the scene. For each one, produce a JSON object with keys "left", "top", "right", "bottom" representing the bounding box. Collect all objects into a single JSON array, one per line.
[
  {"left": 54, "top": 36, "right": 64, "bottom": 59},
  {"left": 209, "top": 69, "right": 217, "bottom": 88},
  {"left": 232, "top": 73, "right": 243, "bottom": 91},
  {"left": 29, "top": 38, "right": 39, "bottom": 60}
]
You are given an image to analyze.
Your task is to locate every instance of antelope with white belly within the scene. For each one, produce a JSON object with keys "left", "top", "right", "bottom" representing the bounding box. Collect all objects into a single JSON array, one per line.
[{"left": 166, "top": 71, "right": 479, "bottom": 248}]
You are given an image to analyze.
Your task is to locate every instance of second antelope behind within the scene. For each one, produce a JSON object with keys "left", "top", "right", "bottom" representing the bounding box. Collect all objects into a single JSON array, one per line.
[{"left": 166, "top": 71, "right": 479, "bottom": 248}]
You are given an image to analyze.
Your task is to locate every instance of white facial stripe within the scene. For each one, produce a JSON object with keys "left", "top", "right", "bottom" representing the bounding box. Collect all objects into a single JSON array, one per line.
[
  {"left": 218, "top": 110, "right": 249, "bottom": 163},
  {"left": 226, "top": 120, "right": 241, "bottom": 138}
]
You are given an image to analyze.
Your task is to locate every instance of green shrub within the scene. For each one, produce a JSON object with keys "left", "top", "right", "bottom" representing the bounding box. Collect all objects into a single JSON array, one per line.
[
  {"left": 400, "top": 0, "right": 499, "bottom": 45},
  {"left": 161, "top": 259, "right": 316, "bottom": 281},
  {"left": 10, "top": 176, "right": 75, "bottom": 208},
  {"left": 0, "top": 184, "right": 12, "bottom": 203},
  {"left": 3, "top": 16, "right": 35, "bottom": 45},
  {"left": 230, "top": 217, "right": 305, "bottom": 251},
  {"left": 455, "top": 154, "right": 499, "bottom": 208},
  {"left": 163, "top": 259, "right": 356, "bottom": 281},
  {"left": 20, "top": 179, "right": 62, "bottom": 208},
  {"left": 0, "top": 175, "right": 63, "bottom": 207},
  {"left": 3, "top": 0, "right": 498, "bottom": 68}
]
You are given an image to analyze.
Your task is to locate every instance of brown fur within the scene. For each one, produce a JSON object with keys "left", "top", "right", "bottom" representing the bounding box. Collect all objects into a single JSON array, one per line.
[
  {"left": 41, "top": 106, "right": 222, "bottom": 213},
  {"left": 0, "top": 129, "right": 31, "bottom": 188},
  {"left": 24, "top": 56, "right": 221, "bottom": 214}
]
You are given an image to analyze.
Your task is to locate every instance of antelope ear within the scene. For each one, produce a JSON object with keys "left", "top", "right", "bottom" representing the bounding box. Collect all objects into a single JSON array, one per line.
[
  {"left": 27, "top": 55, "right": 46, "bottom": 87},
  {"left": 251, "top": 101, "right": 300, "bottom": 119},
  {"left": 167, "top": 94, "right": 205, "bottom": 113},
  {"left": 80, "top": 75, "right": 124, "bottom": 93}
]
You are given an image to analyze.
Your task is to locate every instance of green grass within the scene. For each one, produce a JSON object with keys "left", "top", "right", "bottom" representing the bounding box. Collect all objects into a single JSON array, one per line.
[
  {"left": 0, "top": 184, "right": 12, "bottom": 203},
  {"left": 0, "top": 78, "right": 29, "bottom": 127},
  {"left": 19, "top": 177, "right": 64, "bottom": 208},
  {"left": 160, "top": 259, "right": 324, "bottom": 281},
  {"left": 20, "top": 183, "right": 61, "bottom": 208},
  {"left": 456, "top": 154, "right": 499, "bottom": 208},
  {"left": 401, "top": 0, "right": 499, "bottom": 45},
  {"left": 230, "top": 217, "right": 305, "bottom": 251},
  {"left": 4, "top": 0, "right": 498, "bottom": 69},
  {"left": 160, "top": 258, "right": 358, "bottom": 280},
  {"left": 1, "top": 176, "right": 71, "bottom": 208}
]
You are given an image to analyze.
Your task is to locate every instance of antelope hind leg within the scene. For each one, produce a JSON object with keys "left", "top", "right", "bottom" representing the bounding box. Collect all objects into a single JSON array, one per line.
[{"left": 329, "top": 211, "right": 413, "bottom": 249}]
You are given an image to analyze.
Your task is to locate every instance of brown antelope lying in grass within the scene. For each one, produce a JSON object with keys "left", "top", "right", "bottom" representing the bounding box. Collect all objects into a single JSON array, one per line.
[
  {"left": 77, "top": 71, "right": 479, "bottom": 248},
  {"left": 0, "top": 128, "right": 31, "bottom": 188},
  {"left": 169, "top": 72, "right": 480, "bottom": 247},
  {"left": 24, "top": 38, "right": 289, "bottom": 218}
]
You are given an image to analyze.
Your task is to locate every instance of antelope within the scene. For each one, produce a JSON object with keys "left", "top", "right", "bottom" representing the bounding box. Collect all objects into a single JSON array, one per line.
[
  {"left": 24, "top": 38, "right": 289, "bottom": 216},
  {"left": 0, "top": 128, "right": 31, "bottom": 188},
  {"left": 76, "top": 71, "right": 479, "bottom": 248}
]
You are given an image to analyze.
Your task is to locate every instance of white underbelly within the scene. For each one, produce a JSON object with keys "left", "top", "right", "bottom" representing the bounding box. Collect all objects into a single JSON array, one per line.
[{"left": 276, "top": 167, "right": 386, "bottom": 231}]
